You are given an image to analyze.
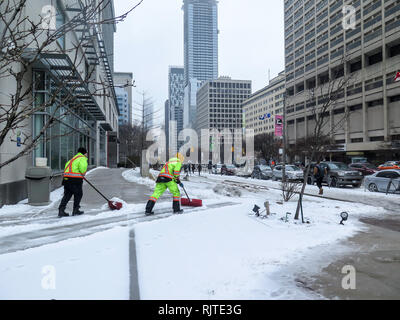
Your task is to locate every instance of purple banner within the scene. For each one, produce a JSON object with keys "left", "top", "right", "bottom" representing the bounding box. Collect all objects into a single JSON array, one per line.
[{"left": 275, "top": 115, "right": 283, "bottom": 137}]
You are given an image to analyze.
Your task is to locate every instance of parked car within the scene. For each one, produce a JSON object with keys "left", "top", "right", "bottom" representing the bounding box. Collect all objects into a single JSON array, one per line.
[
  {"left": 349, "top": 163, "right": 378, "bottom": 176},
  {"left": 251, "top": 165, "right": 273, "bottom": 180},
  {"left": 306, "top": 162, "right": 363, "bottom": 188},
  {"left": 272, "top": 165, "right": 304, "bottom": 181},
  {"left": 221, "top": 164, "right": 235, "bottom": 176},
  {"left": 364, "top": 170, "right": 400, "bottom": 193},
  {"left": 213, "top": 163, "right": 223, "bottom": 174},
  {"left": 378, "top": 161, "right": 400, "bottom": 171}
]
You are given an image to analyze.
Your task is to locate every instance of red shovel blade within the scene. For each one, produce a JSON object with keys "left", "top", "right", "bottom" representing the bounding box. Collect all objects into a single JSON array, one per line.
[
  {"left": 181, "top": 198, "right": 203, "bottom": 207},
  {"left": 109, "top": 201, "right": 123, "bottom": 211}
]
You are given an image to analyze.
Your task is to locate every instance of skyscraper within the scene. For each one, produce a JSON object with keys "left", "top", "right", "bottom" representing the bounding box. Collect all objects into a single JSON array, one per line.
[
  {"left": 183, "top": 0, "right": 219, "bottom": 129},
  {"left": 168, "top": 66, "right": 185, "bottom": 152},
  {"left": 114, "top": 72, "right": 133, "bottom": 126}
]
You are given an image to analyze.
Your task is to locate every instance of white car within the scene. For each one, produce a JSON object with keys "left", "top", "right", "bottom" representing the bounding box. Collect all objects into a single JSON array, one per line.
[
  {"left": 272, "top": 165, "right": 304, "bottom": 181},
  {"left": 213, "top": 164, "right": 223, "bottom": 174},
  {"left": 364, "top": 169, "right": 400, "bottom": 193}
]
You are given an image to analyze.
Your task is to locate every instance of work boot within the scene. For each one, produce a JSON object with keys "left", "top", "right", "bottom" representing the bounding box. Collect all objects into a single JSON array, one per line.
[
  {"left": 173, "top": 201, "right": 184, "bottom": 214},
  {"left": 319, "top": 188, "right": 324, "bottom": 195},
  {"left": 145, "top": 200, "right": 155, "bottom": 216},
  {"left": 72, "top": 208, "right": 84, "bottom": 216},
  {"left": 58, "top": 208, "right": 69, "bottom": 218}
]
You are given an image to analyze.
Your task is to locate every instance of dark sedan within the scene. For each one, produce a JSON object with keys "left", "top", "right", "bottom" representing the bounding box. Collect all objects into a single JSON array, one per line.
[
  {"left": 251, "top": 165, "right": 273, "bottom": 180},
  {"left": 349, "top": 163, "right": 378, "bottom": 176}
]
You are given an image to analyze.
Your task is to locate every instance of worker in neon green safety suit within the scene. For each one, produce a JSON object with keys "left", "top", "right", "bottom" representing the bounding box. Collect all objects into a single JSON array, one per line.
[{"left": 145, "top": 153, "right": 185, "bottom": 216}]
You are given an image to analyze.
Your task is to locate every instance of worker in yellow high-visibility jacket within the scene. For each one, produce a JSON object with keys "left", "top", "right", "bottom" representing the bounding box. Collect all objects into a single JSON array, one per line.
[
  {"left": 58, "top": 147, "right": 88, "bottom": 218},
  {"left": 145, "top": 153, "right": 185, "bottom": 215}
]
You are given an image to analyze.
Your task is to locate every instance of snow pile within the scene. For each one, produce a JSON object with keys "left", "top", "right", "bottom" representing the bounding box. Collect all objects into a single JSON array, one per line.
[
  {"left": 213, "top": 184, "right": 242, "bottom": 197},
  {"left": 122, "top": 168, "right": 155, "bottom": 188},
  {"left": 86, "top": 166, "right": 108, "bottom": 176}
]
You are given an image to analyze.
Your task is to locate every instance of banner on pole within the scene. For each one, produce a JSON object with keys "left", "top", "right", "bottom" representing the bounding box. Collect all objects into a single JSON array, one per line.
[{"left": 275, "top": 115, "right": 283, "bottom": 137}]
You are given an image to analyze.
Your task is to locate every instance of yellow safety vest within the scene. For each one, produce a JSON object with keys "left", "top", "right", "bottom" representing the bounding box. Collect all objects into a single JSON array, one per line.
[
  {"left": 158, "top": 158, "right": 182, "bottom": 180},
  {"left": 63, "top": 153, "right": 88, "bottom": 179}
]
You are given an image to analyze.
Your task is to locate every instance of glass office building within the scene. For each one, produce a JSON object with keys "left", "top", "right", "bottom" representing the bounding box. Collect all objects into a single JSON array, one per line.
[
  {"left": 32, "top": 70, "right": 97, "bottom": 171},
  {"left": 183, "top": 0, "right": 219, "bottom": 128}
]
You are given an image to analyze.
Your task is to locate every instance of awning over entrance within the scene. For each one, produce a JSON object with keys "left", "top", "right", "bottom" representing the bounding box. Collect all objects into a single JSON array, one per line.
[
  {"left": 22, "top": 51, "right": 106, "bottom": 121},
  {"left": 100, "top": 122, "right": 113, "bottom": 131}
]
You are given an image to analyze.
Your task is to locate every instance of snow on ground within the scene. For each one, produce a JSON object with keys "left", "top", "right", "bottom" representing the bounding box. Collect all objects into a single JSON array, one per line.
[
  {"left": 0, "top": 187, "right": 64, "bottom": 217},
  {"left": 203, "top": 172, "right": 400, "bottom": 203},
  {"left": 0, "top": 167, "right": 392, "bottom": 300},
  {"left": 122, "top": 168, "right": 156, "bottom": 188},
  {"left": 86, "top": 166, "right": 108, "bottom": 176},
  {"left": 0, "top": 166, "right": 109, "bottom": 219},
  {"left": 134, "top": 173, "right": 386, "bottom": 299},
  {"left": 0, "top": 227, "right": 129, "bottom": 300}
]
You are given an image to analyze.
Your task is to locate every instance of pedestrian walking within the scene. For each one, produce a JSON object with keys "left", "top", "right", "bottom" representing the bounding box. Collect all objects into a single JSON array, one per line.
[
  {"left": 198, "top": 163, "right": 202, "bottom": 176},
  {"left": 314, "top": 160, "right": 327, "bottom": 195},
  {"left": 184, "top": 163, "right": 189, "bottom": 177},
  {"left": 208, "top": 161, "right": 212, "bottom": 174},
  {"left": 191, "top": 163, "right": 195, "bottom": 175},
  {"left": 58, "top": 147, "right": 88, "bottom": 218},
  {"left": 145, "top": 153, "right": 185, "bottom": 215}
]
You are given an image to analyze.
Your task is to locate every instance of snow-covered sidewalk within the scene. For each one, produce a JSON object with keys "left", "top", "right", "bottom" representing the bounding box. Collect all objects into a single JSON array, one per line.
[
  {"left": 132, "top": 171, "right": 386, "bottom": 299},
  {"left": 0, "top": 227, "right": 129, "bottom": 300}
]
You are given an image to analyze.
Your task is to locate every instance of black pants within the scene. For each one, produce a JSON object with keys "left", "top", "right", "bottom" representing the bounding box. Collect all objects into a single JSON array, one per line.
[
  {"left": 316, "top": 177, "right": 324, "bottom": 189},
  {"left": 59, "top": 181, "right": 83, "bottom": 210}
]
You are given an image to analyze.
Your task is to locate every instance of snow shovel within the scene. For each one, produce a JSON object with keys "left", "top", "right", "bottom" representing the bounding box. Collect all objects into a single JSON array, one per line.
[
  {"left": 83, "top": 177, "right": 123, "bottom": 211},
  {"left": 180, "top": 184, "right": 203, "bottom": 207}
]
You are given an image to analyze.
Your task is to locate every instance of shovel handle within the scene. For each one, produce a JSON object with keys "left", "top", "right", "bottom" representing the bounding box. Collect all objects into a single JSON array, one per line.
[
  {"left": 83, "top": 176, "right": 110, "bottom": 202},
  {"left": 180, "top": 184, "right": 191, "bottom": 202}
]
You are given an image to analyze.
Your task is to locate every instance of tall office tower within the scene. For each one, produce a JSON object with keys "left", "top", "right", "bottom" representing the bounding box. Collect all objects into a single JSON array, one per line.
[
  {"left": 183, "top": 0, "right": 219, "bottom": 129},
  {"left": 114, "top": 72, "right": 133, "bottom": 125},
  {"left": 165, "top": 99, "right": 170, "bottom": 158},
  {"left": 115, "top": 87, "right": 129, "bottom": 125},
  {"left": 284, "top": 0, "right": 400, "bottom": 162},
  {"left": 168, "top": 66, "right": 185, "bottom": 151}
]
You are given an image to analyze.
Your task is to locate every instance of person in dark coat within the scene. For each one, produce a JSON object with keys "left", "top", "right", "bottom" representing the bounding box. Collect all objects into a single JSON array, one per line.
[
  {"left": 208, "top": 162, "right": 212, "bottom": 174},
  {"left": 198, "top": 163, "right": 202, "bottom": 176},
  {"left": 314, "top": 160, "right": 327, "bottom": 195}
]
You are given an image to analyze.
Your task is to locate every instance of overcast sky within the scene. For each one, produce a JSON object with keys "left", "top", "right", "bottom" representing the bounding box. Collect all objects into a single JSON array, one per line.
[{"left": 114, "top": 0, "right": 285, "bottom": 125}]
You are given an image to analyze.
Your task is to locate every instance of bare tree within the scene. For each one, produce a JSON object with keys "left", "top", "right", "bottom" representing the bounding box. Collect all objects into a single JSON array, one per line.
[
  {"left": 281, "top": 180, "right": 301, "bottom": 202},
  {"left": 130, "top": 91, "right": 164, "bottom": 174},
  {"left": 288, "top": 57, "right": 354, "bottom": 221},
  {"left": 0, "top": 0, "right": 143, "bottom": 170},
  {"left": 119, "top": 123, "right": 147, "bottom": 167},
  {"left": 254, "top": 132, "right": 280, "bottom": 164}
]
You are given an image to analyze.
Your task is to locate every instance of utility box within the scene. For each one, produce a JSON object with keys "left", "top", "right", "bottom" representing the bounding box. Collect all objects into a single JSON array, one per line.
[{"left": 25, "top": 166, "right": 52, "bottom": 206}]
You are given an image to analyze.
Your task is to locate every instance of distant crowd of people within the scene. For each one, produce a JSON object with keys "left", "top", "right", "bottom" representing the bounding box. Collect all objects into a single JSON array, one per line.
[{"left": 183, "top": 163, "right": 203, "bottom": 176}]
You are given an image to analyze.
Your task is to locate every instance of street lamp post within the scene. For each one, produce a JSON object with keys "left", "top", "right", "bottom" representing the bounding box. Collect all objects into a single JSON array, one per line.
[{"left": 282, "top": 93, "right": 287, "bottom": 184}]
